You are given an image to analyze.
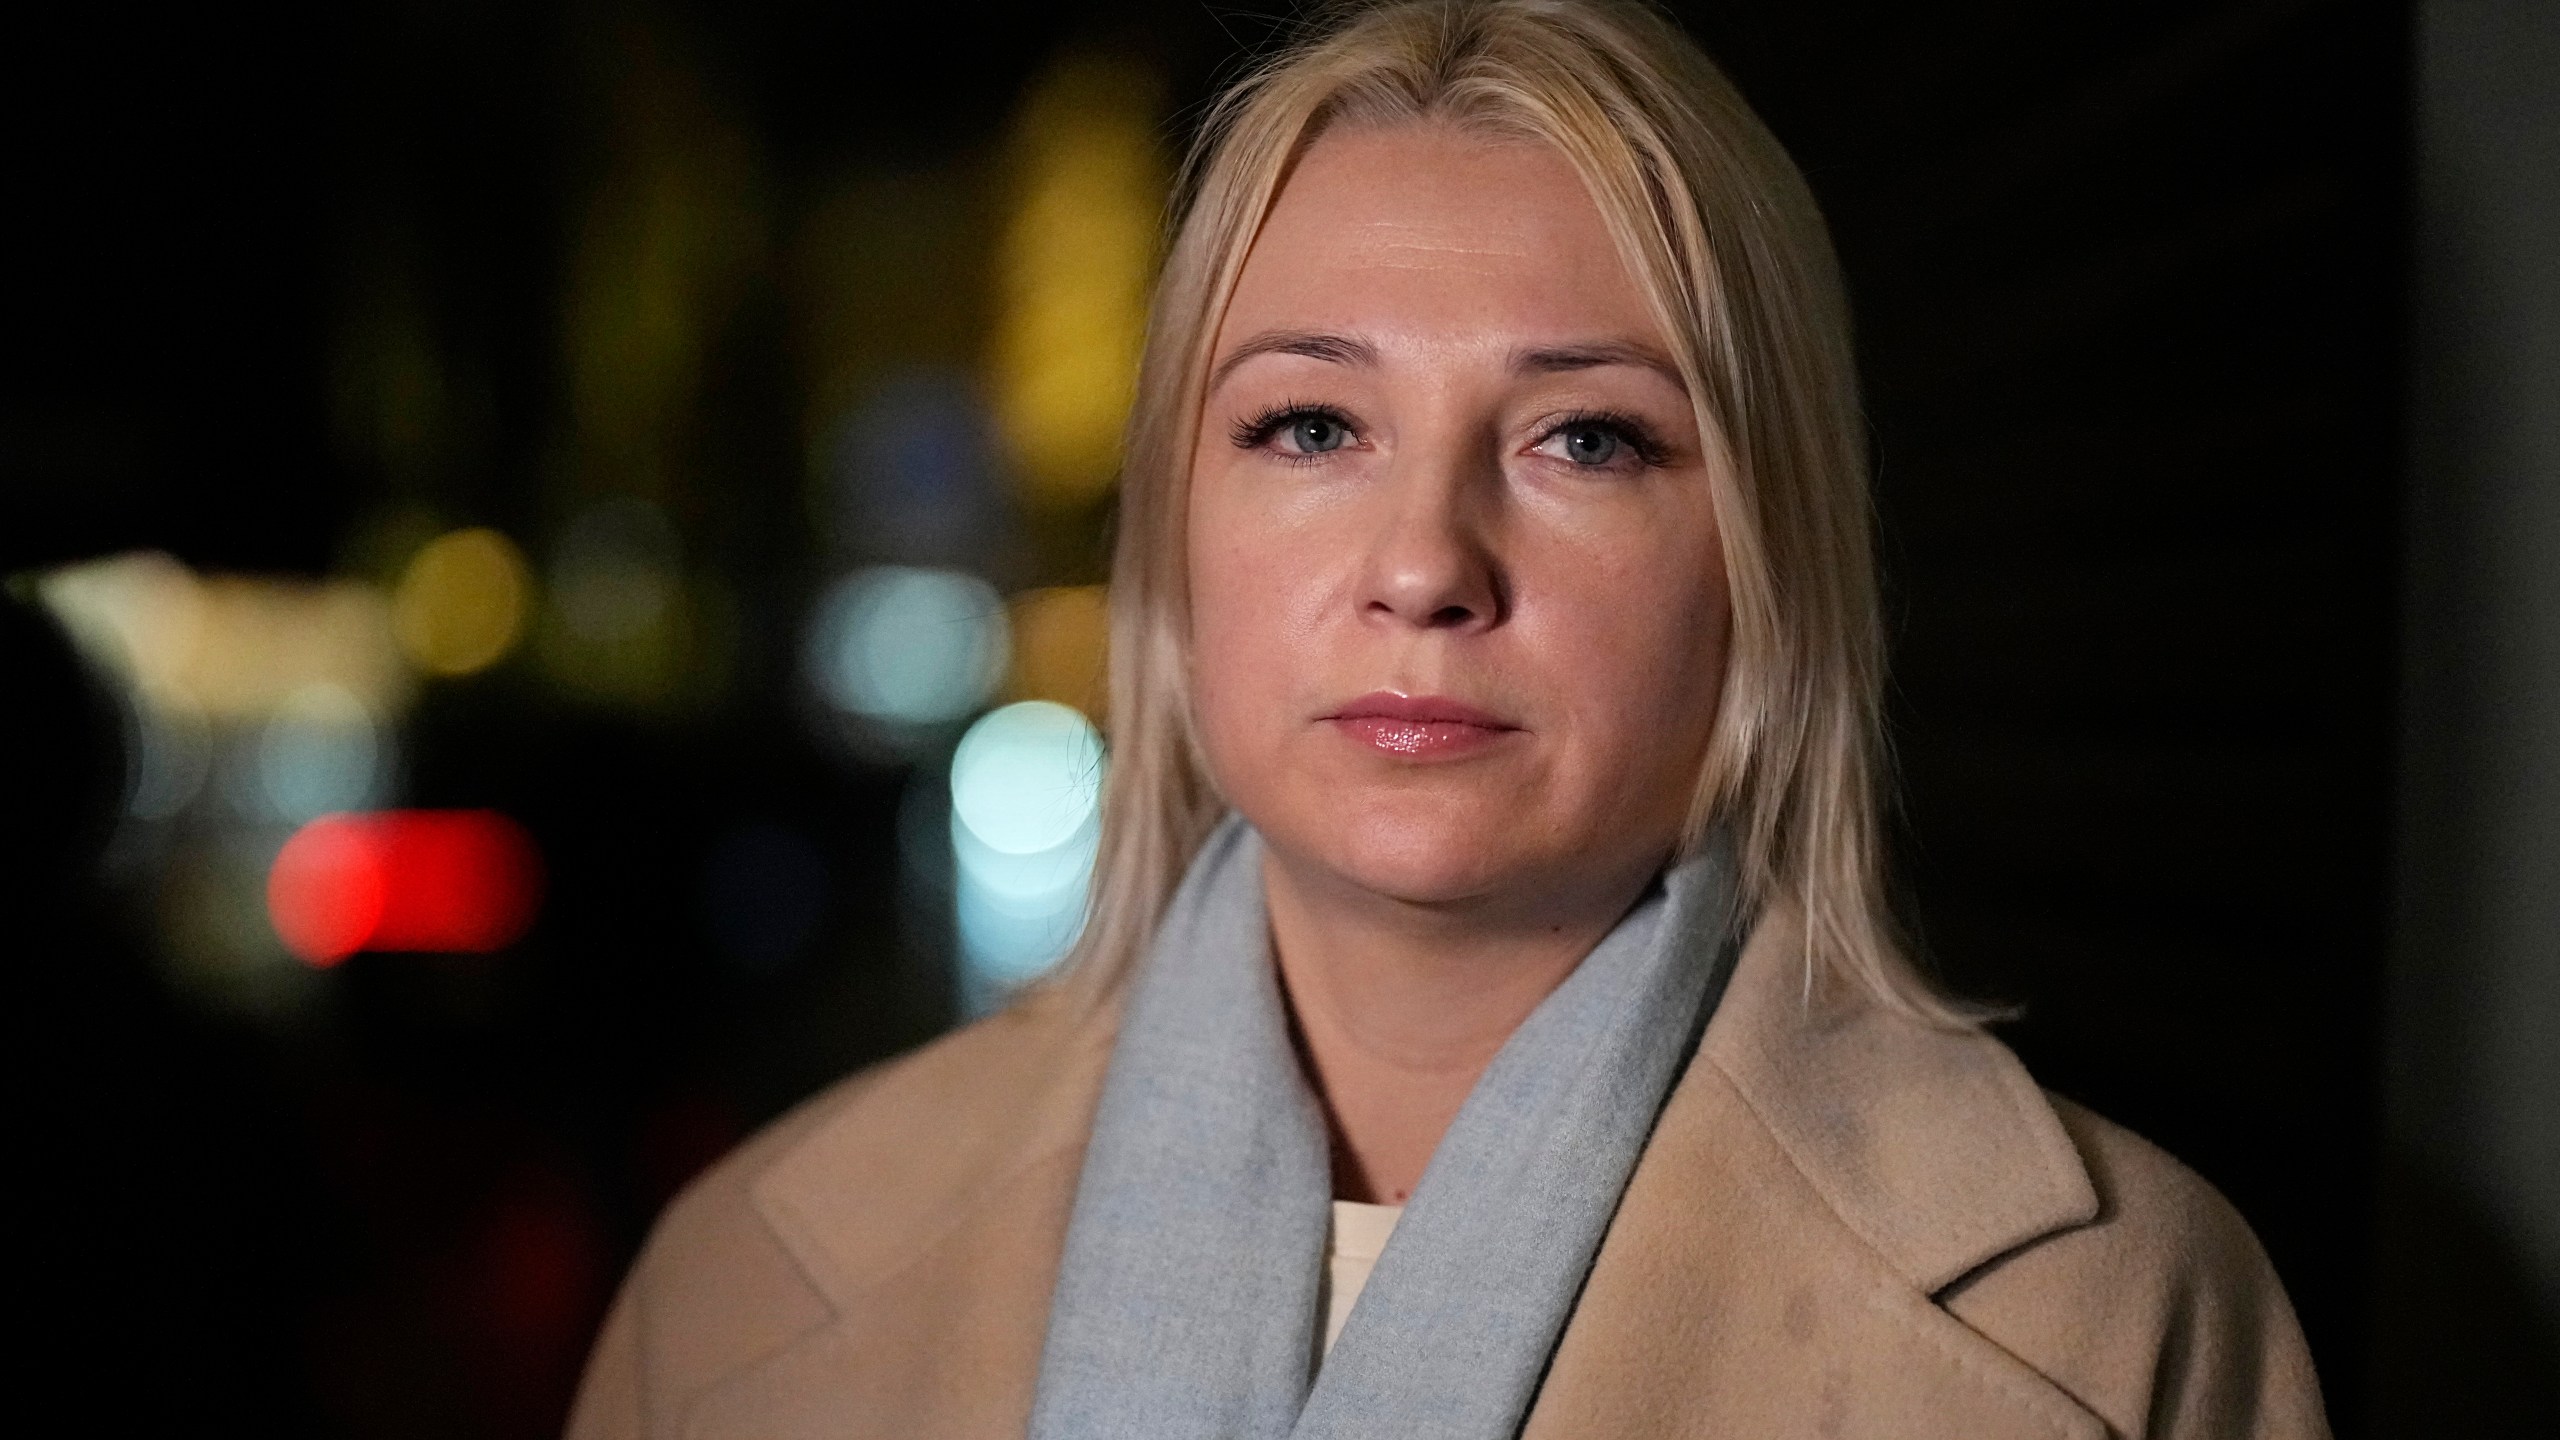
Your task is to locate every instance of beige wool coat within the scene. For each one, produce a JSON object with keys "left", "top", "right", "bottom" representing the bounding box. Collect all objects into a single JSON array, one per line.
[{"left": 566, "top": 906, "right": 2331, "bottom": 1440}]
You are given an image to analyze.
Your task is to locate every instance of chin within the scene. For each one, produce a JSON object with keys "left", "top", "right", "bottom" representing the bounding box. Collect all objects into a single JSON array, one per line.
[{"left": 1272, "top": 787, "right": 1530, "bottom": 908}]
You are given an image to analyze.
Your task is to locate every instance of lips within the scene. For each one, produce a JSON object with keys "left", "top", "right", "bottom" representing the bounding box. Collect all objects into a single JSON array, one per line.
[{"left": 1322, "top": 691, "right": 1521, "bottom": 759}]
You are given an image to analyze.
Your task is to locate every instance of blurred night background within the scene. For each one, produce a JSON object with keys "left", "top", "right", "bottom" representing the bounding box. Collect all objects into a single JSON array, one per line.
[{"left": 3, "top": 0, "right": 2552, "bottom": 1435}]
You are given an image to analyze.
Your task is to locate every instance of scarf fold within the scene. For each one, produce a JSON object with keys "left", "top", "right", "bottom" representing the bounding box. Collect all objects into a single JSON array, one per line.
[{"left": 1028, "top": 817, "right": 1741, "bottom": 1440}]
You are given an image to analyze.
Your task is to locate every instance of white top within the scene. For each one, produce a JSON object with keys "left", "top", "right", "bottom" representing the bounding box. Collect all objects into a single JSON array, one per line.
[{"left": 1319, "top": 1199, "right": 1405, "bottom": 1357}]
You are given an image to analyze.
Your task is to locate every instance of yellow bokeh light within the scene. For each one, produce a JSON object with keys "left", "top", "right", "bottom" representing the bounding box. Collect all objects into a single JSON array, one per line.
[
  {"left": 39, "top": 553, "right": 412, "bottom": 720},
  {"left": 1005, "top": 585, "right": 1110, "bottom": 721},
  {"left": 991, "top": 54, "right": 1168, "bottom": 511},
  {"left": 394, "top": 527, "right": 533, "bottom": 677}
]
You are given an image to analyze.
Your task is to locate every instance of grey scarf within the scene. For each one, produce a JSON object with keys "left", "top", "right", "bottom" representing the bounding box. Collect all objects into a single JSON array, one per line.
[{"left": 1027, "top": 816, "right": 1741, "bottom": 1440}]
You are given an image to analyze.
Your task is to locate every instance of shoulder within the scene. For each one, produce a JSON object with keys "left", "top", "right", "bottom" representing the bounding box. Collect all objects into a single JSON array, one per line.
[
  {"left": 568, "top": 986, "right": 1108, "bottom": 1438},
  {"left": 1988, "top": 1094, "right": 2284, "bottom": 1309},
  {"left": 646, "top": 981, "right": 1101, "bottom": 1297},
  {"left": 1939, "top": 1092, "right": 2330, "bottom": 1440},
  {"left": 1692, "top": 908, "right": 2328, "bottom": 1436}
]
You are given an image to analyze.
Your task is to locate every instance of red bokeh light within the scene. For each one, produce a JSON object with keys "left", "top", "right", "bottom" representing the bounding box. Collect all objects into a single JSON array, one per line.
[{"left": 268, "top": 811, "right": 543, "bottom": 966}]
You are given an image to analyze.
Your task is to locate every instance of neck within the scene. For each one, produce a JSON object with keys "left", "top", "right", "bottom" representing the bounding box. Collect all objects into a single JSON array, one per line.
[{"left": 1262, "top": 847, "right": 1660, "bottom": 1204}]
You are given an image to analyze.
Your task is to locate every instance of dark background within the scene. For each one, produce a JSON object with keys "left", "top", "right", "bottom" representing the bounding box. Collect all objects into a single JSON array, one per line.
[{"left": 4, "top": 1, "right": 2547, "bottom": 1435}]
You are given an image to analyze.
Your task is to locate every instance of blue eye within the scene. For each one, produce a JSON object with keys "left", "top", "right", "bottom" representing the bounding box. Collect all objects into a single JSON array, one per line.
[
  {"left": 1287, "top": 413, "right": 1349, "bottom": 454},
  {"left": 1535, "top": 412, "right": 1666, "bottom": 470},
  {"left": 1557, "top": 423, "right": 1621, "bottom": 466},
  {"left": 1232, "top": 405, "right": 1356, "bottom": 458}
]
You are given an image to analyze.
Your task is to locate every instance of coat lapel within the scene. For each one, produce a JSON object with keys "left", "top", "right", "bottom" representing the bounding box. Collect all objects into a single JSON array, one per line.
[
  {"left": 676, "top": 903, "right": 2111, "bottom": 1440},
  {"left": 1526, "top": 906, "right": 2106, "bottom": 1439},
  {"left": 687, "top": 988, "right": 1120, "bottom": 1440}
]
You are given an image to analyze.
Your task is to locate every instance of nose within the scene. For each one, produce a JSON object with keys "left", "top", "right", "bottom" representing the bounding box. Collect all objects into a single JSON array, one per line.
[{"left": 1358, "top": 447, "right": 1506, "bottom": 632}]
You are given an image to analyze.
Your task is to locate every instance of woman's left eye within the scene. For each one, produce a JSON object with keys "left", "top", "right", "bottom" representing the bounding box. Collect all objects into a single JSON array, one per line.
[
  {"left": 1556, "top": 423, "right": 1622, "bottom": 466},
  {"left": 1535, "top": 417, "right": 1654, "bottom": 469}
]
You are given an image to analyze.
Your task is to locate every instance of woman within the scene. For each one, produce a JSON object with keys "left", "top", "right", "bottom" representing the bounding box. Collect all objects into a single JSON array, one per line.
[{"left": 569, "top": 2, "right": 2328, "bottom": 1436}]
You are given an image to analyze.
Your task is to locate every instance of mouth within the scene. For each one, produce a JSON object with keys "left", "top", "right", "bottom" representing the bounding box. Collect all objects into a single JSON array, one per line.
[{"left": 1321, "top": 691, "right": 1522, "bottom": 759}]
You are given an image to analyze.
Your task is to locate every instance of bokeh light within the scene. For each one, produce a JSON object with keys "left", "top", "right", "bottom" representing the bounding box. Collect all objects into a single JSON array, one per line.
[
  {"left": 1005, "top": 584, "right": 1109, "bottom": 716},
  {"left": 37, "top": 551, "right": 204, "bottom": 701},
  {"left": 268, "top": 810, "right": 543, "bottom": 966},
  {"left": 39, "top": 552, "right": 411, "bottom": 719},
  {"left": 950, "top": 699, "right": 1103, "bottom": 855},
  {"left": 34, "top": 553, "right": 422, "bottom": 1009},
  {"left": 541, "top": 496, "right": 702, "bottom": 706},
  {"left": 804, "top": 566, "right": 1008, "bottom": 730},
  {"left": 267, "top": 816, "right": 389, "bottom": 965},
  {"left": 948, "top": 700, "right": 1103, "bottom": 1011},
  {"left": 122, "top": 689, "right": 211, "bottom": 822},
  {"left": 256, "top": 682, "right": 387, "bottom": 823},
  {"left": 394, "top": 527, "right": 534, "bottom": 677},
  {"left": 990, "top": 53, "right": 1167, "bottom": 510}
]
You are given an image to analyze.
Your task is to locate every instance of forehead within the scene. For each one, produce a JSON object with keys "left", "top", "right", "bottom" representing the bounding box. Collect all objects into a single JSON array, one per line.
[{"left": 1221, "top": 121, "right": 1658, "bottom": 347}]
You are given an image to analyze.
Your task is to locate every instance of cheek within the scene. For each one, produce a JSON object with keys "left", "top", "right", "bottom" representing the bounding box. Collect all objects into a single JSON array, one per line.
[
  {"left": 1186, "top": 548, "right": 1277, "bottom": 732},
  {"left": 1185, "top": 463, "right": 1322, "bottom": 762},
  {"left": 1532, "top": 518, "right": 1731, "bottom": 784}
]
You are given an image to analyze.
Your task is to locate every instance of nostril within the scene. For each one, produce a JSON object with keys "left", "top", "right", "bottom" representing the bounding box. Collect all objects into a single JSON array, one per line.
[{"left": 1428, "top": 604, "right": 1476, "bottom": 628}]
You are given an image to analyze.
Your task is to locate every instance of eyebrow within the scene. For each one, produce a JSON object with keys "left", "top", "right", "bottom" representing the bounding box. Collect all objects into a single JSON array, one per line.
[
  {"left": 1206, "top": 330, "right": 1690, "bottom": 393},
  {"left": 1209, "top": 330, "right": 1380, "bottom": 390},
  {"left": 1511, "top": 341, "right": 1688, "bottom": 390}
]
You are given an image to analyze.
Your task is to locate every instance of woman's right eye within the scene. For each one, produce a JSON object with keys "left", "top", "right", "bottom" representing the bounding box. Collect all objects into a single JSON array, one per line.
[
  {"left": 1283, "top": 412, "right": 1349, "bottom": 455},
  {"left": 1234, "top": 406, "right": 1355, "bottom": 457}
]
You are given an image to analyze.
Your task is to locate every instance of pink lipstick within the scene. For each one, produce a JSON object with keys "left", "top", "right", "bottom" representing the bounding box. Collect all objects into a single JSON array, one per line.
[{"left": 1323, "top": 691, "right": 1521, "bottom": 759}]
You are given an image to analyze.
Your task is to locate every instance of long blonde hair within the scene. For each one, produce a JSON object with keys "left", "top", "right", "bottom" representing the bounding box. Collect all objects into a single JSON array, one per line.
[{"left": 1066, "top": 0, "right": 1966, "bottom": 1024}]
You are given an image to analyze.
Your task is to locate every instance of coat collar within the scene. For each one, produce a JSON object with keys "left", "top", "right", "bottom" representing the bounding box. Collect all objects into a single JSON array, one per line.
[
  {"left": 1526, "top": 909, "right": 2109, "bottom": 1440},
  {"left": 725, "top": 901, "right": 2101, "bottom": 1434},
  {"left": 749, "top": 983, "right": 1120, "bottom": 1313},
  {"left": 1696, "top": 902, "right": 2099, "bottom": 1294}
]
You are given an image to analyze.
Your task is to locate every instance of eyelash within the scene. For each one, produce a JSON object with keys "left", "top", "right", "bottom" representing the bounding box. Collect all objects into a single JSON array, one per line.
[
  {"left": 1542, "top": 408, "right": 1672, "bottom": 468},
  {"left": 1229, "top": 402, "right": 1671, "bottom": 470},
  {"left": 1230, "top": 401, "right": 1348, "bottom": 457}
]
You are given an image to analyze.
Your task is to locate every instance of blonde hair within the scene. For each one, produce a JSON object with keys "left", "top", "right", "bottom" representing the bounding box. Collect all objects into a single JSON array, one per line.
[{"left": 1065, "top": 0, "right": 1967, "bottom": 1024}]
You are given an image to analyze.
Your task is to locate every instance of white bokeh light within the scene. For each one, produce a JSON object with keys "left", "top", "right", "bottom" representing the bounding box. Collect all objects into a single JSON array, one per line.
[
  {"left": 125, "top": 691, "right": 212, "bottom": 821},
  {"left": 948, "top": 700, "right": 1103, "bottom": 1010},
  {"left": 805, "top": 567, "right": 1008, "bottom": 731},
  {"left": 257, "top": 682, "right": 384, "bottom": 823}
]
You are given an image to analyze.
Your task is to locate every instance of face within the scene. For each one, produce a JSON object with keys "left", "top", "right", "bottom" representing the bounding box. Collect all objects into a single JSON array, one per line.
[{"left": 1185, "top": 122, "right": 1732, "bottom": 922}]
